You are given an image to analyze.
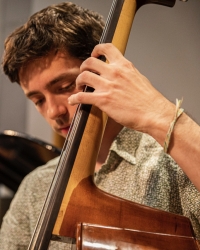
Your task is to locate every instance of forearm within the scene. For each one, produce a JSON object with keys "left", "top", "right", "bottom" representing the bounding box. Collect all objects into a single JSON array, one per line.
[
  {"left": 169, "top": 113, "right": 200, "bottom": 190},
  {"left": 149, "top": 107, "right": 200, "bottom": 191}
]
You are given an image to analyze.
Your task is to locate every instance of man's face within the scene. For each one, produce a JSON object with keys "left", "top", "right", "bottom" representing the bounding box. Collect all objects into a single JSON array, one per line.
[{"left": 19, "top": 50, "right": 82, "bottom": 138}]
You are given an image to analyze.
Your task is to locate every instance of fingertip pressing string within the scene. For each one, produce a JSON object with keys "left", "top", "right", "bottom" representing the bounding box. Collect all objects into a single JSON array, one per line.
[{"left": 163, "top": 99, "right": 184, "bottom": 153}]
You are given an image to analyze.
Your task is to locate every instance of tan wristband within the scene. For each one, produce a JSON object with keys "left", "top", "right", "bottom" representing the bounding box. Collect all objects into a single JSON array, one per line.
[{"left": 163, "top": 99, "right": 184, "bottom": 153}]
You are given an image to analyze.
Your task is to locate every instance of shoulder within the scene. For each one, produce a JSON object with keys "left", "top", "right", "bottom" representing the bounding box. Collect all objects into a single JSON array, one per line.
[
  {"left": 21, "top": 156, "right": 60, "bottom": 190},
  {"left": 9, "top": 156, "right": 60, "bottom": 211},
  {"left": 0, "top": 157, "right": 60, "bottom": 249}
]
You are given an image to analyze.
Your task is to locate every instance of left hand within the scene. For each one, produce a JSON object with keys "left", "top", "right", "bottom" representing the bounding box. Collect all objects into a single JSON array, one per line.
[{"left": 68, "top": 43, "right": 174, "bottom": 134}]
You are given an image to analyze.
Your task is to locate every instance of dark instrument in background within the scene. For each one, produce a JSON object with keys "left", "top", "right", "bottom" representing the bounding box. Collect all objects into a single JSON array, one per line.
[{"left": 0, "top": 130, "right": 61, "bottom": 192}]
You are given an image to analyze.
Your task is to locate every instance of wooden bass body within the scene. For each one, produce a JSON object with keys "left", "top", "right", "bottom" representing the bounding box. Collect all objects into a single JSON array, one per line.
[{"left": 76, "top": 223, "right": 199, "bottom": 249}]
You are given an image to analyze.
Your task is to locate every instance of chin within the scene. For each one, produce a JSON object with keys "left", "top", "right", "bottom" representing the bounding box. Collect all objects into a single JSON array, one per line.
[
  {"left": 53, "top": 130, "right": 66, "bottom": 139},
  {"left": 60, "top": 131, "right": 69, "bottom": 138},
  {"left": 62, "top": 133, "right": 68, "bottom": 138}
]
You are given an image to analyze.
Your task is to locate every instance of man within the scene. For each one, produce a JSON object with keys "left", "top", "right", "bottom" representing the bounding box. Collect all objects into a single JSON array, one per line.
[{"left": 0, "top": 2, "right": 200, "bottom": 250}]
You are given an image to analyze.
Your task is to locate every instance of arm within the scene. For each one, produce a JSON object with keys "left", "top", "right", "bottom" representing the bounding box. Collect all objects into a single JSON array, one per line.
[
  {"left": 68, "top": 43, "right": 200, "bottom": 191},
  {"left": 0, "top": 178, "right": 32, "bottom": 250}
]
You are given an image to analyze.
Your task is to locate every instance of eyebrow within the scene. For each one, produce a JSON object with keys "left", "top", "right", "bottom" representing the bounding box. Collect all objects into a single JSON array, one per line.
[{"left": 26, "top": 72, "right": 78, "bottom": 99}]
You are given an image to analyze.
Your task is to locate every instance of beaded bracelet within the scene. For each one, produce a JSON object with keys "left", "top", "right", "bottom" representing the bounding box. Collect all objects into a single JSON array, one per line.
[{"left": 163, "top": 99, "right": 184, "bottom": 153}]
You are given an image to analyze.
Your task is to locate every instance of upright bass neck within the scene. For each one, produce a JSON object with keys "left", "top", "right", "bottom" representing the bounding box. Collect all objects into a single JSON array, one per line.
[{"left": 53, "top": 0, "right": 138, "bottom": 235}]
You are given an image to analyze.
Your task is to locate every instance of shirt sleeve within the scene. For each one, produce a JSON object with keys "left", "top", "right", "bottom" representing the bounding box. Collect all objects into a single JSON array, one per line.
[
  {"left": 178, "top": 169, "right": 200, "bottom": 241},
  {"left": 0, "top": 176, "right": 33, "bottom": 250},
  {"left": 0, "top": 156, "right": 63, "bottom": 250}
]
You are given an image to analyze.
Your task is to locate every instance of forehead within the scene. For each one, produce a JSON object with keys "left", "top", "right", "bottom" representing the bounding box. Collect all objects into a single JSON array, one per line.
[{"left": 19, "top": 50, "right": 81, "bottom": 86}]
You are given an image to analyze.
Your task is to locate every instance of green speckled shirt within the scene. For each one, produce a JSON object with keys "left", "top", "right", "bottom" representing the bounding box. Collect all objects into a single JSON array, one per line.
[{"left": 0, "top": 128, "right": 200, "bottom": 249}]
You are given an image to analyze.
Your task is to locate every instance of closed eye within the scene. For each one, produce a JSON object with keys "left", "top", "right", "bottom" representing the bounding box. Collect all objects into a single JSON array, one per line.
[
  {"left": 58, "top": 81, "right": 76, "bottom": 93},
  {"left": 34, "top": 98, "right": 45, "bottom": 107}
]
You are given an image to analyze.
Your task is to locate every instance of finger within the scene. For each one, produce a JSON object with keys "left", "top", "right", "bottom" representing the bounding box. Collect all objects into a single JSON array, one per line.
[
  {"left": 76, "top": 70, "right": 107, "bottom": 90},
  {"left": 80, "top": 56, "right": 109, "bottom": 75},
  {"left": 91, "top": 43, "right": 123, "bottom": 63},
  {"left": 68, "top": 91, "right": 98, "bottom": 106}
]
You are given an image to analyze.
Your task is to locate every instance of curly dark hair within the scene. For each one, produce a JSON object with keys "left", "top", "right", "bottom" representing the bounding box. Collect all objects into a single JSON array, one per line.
[{"left": 2, "top": 2, "right": 104, "bottom": 84}]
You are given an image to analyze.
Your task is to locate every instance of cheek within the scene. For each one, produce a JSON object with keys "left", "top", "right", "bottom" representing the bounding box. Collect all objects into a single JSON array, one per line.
[
  {"left": 35, "top": 107, "right": 47, "bottom": 120},
  {"left": 44, "top": 116, "right": 54, "bottom": 126},
  {"left": 67, "top": 88, "right": 82, "bottom": 116},
  {"left": 35, "top": 105, "right": 52, "bottom": 123}
]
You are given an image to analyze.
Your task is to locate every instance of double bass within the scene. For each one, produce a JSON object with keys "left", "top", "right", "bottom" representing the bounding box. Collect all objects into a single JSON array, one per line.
[{"left": 28, "top": 0, "right": 200, "bottom": 249}]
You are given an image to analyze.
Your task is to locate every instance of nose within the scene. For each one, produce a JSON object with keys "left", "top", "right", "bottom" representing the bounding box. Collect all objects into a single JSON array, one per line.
[{"left": 46, "top": 96, "right": 68, "bottom": 120}]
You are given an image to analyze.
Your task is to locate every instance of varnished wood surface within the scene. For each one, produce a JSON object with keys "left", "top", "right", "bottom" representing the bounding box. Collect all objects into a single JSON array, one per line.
[
  {"left": 53, "top": 106, "right": 107, "bottom": 235},
  {"left": 58, "top": 176, "right": 194, "bottom": 239},
  {"left": 76, "top": 223, "right": 199, "bottom": 250}
]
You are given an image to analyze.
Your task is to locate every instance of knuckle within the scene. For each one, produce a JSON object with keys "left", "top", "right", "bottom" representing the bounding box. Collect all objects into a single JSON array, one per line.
[
  {"left": 77, "top": 71, "right": 90, "bottom": 82},
  {"left": 94, "top": 43, "right": 113, "bottom": 55},
  {"left": 110, "top": 59, "right": 133, "bottom": 79},
  {"left": 105, "top": 43, "right": 113, "bottom": 49},
  {"left": 84, "top": 57, "right": 96, "bottom": 67},
  {"left": 76, "top": 92, "right": 82, "bottom": 102},
  {"left": 99, "top": 92, "right": 111, "bottom": 106},
  {"left": 110, "top": 67, "right": 123, "bottom": 79},
  {"left": 80, "top": 57, "right": 95, "bottom": 71},
  {"left": 124, "top": 60, "right": 134, "bottom": 69},
  {"left": 102, "top": 43, "right": 113, "bottom": 54}
]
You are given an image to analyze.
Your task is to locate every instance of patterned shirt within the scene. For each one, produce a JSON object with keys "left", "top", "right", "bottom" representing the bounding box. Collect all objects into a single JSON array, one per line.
[{"left": 0, "top": 128, "right": 200, "bottom": 249}]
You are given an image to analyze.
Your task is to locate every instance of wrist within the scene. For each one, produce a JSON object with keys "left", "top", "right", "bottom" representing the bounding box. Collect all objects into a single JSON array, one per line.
[
  {"left": 163, "top": 99, "right": 184, "bottom": 153},
  {"left": 145, "top": 99, "right": 177, "bottom": 148}
]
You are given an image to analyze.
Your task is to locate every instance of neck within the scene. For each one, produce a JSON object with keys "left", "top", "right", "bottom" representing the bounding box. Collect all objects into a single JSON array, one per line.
[{"left": 95, "top": 118, "right": 123, "bottom": 171}]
